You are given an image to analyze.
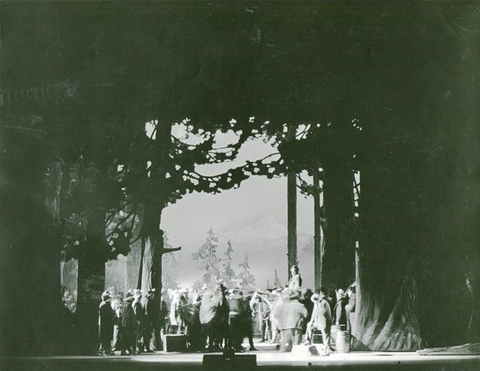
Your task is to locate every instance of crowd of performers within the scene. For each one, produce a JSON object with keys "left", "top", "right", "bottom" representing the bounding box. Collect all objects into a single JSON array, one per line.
[{"left": 98, "top": 266, "right": 357, "bottom": 356}]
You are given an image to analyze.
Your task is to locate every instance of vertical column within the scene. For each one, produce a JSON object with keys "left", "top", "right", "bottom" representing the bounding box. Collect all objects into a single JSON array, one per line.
[
  {"left": 287, "top": 171, "right": 297, "bottom": 280},
  {"left": 313, "top": 170, "right": 324, "bottom": 292}
]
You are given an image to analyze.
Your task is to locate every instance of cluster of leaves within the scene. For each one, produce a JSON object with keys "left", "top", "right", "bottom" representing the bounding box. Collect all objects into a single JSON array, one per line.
[
  {"left": 105, "top": 207, "right": 141, "bottom": 259},
  {"left": 48, "top": 156, "right": 133, "bottom": 262}
]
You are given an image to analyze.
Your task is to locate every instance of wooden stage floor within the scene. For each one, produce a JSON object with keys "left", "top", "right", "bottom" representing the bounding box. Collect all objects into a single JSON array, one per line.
[{"left": 3, "top": 341, "right": 480, "bottom": 371}]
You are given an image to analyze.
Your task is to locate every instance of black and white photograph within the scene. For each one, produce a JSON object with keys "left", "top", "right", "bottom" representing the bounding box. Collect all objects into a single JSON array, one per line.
[{"left": 0, "top": 1, "right": 479, "bottom": 370}]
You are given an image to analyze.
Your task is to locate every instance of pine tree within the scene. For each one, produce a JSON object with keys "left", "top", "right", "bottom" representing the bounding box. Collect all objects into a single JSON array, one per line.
[
  {"left": 273, "top": 269, "right": 282, "bottom": 289},
  {"left": 192, "top": 228, "right": 221, "bottom": 290},
  {"left": 225, "top": 240, "right": 234, "bottom": 261},
  {"left": 221, "top": 240, "right": 236, "bottom": 288},
  {"left": 236, "top": 253, "right": 256, "bottom": 290}
]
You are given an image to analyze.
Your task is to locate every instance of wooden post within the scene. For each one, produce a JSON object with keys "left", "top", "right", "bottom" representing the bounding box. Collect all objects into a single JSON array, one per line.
[
  {"left": 313, "top": 170, "right": 323, "bottom": 292},
  {"left": 287, "top": 171, "right": 297, "bottom": 280}
]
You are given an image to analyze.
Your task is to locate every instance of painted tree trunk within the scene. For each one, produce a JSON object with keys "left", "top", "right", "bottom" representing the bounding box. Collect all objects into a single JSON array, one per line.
[
  {"left": 140, "top": 204, "right": 163, "bottom": 294},
  {"left": 353, "top": 132, "right": 422, "bottom": 350},
  {"left": 313, "top": 171, "right": 324, "bottom": 292},
  {"left": 137, "top": 237, "right": 145, "bottom": 290},
  {"left": 75, "top": 205, "right": 107, "bottom": 354},
  {"left": 321, "top": 162, "right": 355, "bottom": 290},
  {"left": 287, "top": 171, "right": 297, "bottom": 279}
]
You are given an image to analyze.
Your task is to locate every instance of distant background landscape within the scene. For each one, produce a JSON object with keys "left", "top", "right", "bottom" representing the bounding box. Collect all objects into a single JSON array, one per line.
[{"left": 169, "top": 213, "right": 314, "bottom": 290}]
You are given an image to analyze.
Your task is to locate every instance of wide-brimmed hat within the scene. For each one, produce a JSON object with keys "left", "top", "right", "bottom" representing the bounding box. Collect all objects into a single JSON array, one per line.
[
  {"left": 133, "top": 289, "right": 142, "bottom": 298},
  {"left": 243, "top": 290, "right": 255, "bottom": 298},
  {"left": 282, "top": 289, "right": 300, "bottom": 301},
  {"left": 102, "top": 291, "right": 111, "bottom": 301},
  {"left": 228, "top": 288, "right": 243, "bottom": 299},
  {"left": 335, "top": 289, "right": 345, "bottom": 299},
  {"left": 311, "top": 292, "right": 326, "bottom": 303}
]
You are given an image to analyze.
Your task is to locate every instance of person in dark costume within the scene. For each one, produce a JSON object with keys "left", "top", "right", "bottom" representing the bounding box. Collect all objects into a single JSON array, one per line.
[
  {"left": 143, "top": 288, "right": 157, "bottom": 352},
  {"left": 200, "top": 289, "right": 222, "bottom": 351},
  {"left": 132, "top": 289, "right": 145, "bottom": 353},
  {"left": 120, "top": 291, "right": 136, "bottom": 355},
  {"left": 227, "top": 289, "right": 245, "bottom": 351},
  {"left": 98, "top": 291, "right": 114, "bottom": 356},
  {"left": 188, "top": 295, "right": 203, "bottom": 351},
  {"left": 334, "top": 288, "right": 347, "bottom": 326},
  {"left": 213, "top": 284, "right": 229, "bottom": 350},
  {"left": 243, "top": 292, "right": 258, "bottom": 351}
]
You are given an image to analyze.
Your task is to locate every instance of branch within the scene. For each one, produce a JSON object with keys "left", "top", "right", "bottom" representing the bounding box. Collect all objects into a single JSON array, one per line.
[
  {"left": 161, "top": 246, "right": 182, "bottom": 254},
  {"left": 105, "top": 200, "right": 132, "bottom": 227},
  {"left": 192, "top": 152, "right": 280, "bottom": 180},
  {"left": 105, "top": 206, "right": 137, "bottom": 238}
]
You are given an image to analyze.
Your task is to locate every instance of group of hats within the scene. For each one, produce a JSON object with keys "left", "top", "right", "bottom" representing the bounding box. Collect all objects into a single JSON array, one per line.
[{"left": 124, "top": 288, "right": 156, "bottom": 300}]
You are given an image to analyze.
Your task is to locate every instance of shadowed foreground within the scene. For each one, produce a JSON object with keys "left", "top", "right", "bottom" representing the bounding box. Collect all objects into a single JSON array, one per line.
[{"left": 3, "top": 346, "right": 480, "bottom": 371}]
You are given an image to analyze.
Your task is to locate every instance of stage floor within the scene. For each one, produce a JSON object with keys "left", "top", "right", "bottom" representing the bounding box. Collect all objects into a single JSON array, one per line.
[{"left": 3, "top": 341, "right": 480, "bottom": 371}]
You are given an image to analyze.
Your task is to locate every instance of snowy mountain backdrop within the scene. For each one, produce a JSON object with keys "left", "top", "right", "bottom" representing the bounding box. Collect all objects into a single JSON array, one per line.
[{"left": 172, "top": 214, "right": 315, "bottom": 290}]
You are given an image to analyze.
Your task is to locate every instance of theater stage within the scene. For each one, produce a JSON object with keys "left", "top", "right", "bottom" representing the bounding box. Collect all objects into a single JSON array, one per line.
[{"left": 3, "top": 342, "right": 480, "bottom": 371}]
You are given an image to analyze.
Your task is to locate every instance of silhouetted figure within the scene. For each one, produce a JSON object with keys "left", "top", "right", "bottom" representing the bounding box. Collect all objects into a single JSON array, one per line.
[
  {"left": 243, "top": 293, "right": 257, "bottom": 351},
  {"left": 228, "top": 289, "right": 245, "bottom": 351},
  {"left": 200, "top": 290, "right": 222, "bottom": 351},
  {"left": 120, "top": 291, "right": 136, "bottom": 355},
  {"left": 143, "top": 289, "right": 157, "bottom": 352},
  {"left": 132, "top": 289, "right": 145, "bottom": 353},
  {"left": 188, "top": 295, "right": 203, "bottom": 351},
  {"left": 216, "top": 284, "right": 229, "bottom": 350},
  {"left": 334, "top": 289, "right": 347, "bottom": 325},
  {"left": 98, "top": 291, "right": 114, "bottom": 356}
]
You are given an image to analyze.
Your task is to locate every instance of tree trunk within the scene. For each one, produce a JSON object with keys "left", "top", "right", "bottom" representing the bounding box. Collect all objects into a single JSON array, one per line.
[
  {"left": 287, "top": 171, "right": 297, "bottom": 279},
  {"left": 321, "top": 162, "right": 355, "bottom": 290},
  {"left": 75, "top": 205, "right": 107, "bottom": 355},
  {"left": 0, "top": 123, "right": 65, "bottom": 356},
  {"left": 137, "top": 237, "right": 145, "bottom": 290},
  {"left": 353, "top": 127, "right": 422, "bottom": 350},
  {"left": 313, "top": 171, "right": 324, "bottom": 292},
  {"left": 140, "top": 203, "right": 163, "bottom": 294}
]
